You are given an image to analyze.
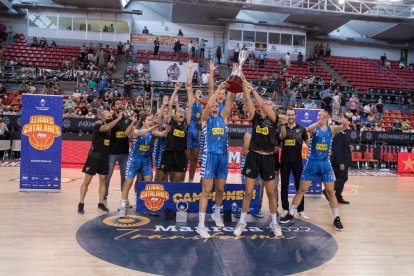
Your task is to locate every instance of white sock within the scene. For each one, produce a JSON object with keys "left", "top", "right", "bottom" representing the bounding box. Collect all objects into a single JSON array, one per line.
[
  {"left": 214, "top": 205, "right": 221, "bottom": 216},
  {"left": 290, "top": 204, "right": 298, "bottom": 216},
  {"left": 120, "top": 199, "right": 127, "bottom": 208},
  {"left": 240, "top": 212, "right": 247, "bottom": 223},
  {"left": 332, "top": 208, "right": 339, "bottom": 218},
  {"left": 199, "top": 212, "right": 206, "bottom": 227},
  {"left": 271, "top": 213, "right": 277, "bottom": 224}
]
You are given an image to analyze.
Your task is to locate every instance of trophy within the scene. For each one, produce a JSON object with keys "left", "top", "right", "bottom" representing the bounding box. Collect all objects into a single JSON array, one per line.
[
  {"left": 175, "top": 199, "right": 189, "bottom": 223},
  {"left": 227, "top": 49, "right": 248, "bottom": 93}
]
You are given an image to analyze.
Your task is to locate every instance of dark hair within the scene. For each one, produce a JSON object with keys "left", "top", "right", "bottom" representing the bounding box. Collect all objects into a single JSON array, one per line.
[
  {"left": 111, "top": 98, "right": 123, "bottom": 107},
  {"left": 287, "top": 107, "right": 296, "bottom": 114},
  {"left": 137, "top": 113, "right": 151, "bottom": 128}
]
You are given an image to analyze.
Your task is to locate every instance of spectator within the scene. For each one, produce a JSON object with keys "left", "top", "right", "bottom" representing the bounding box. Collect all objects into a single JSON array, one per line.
[
  {"left": 154, "top": 37, "right": 160, "bottom": 55},
  {"left": 319, "top": 43, "right": 324, "bottom": 56},
  {"left": 313, "top": 43, "right": 319, "bottom": 55},
  {"left": 107, "top": 60, "right": 115, "bottom": 71},
  {"left": 375, "top": 98, "right": 384, "bottom": 122},
  {"left": 98, "top": 49, "right": 105, "bottom": 68},
  {"left": 124, "top": 40, "right": 131, "bottom": 57},
  {"left": 0, "top": 83, "right": 6, "bottom": 99},
  {"left": 63, "top": 108, "right": 77, "bottom": 118},
  {"left": 284, "top": 52, "right": 291, "bottom": 68},
  {"left": 178, "top": 29, "right": 184, "bottom": 36},
  {"left": 258, "top": 52, "right": 266, "bottom": 68},
  {"left": 142, "top": 26, "right": 149, "bottom": 34},
  {"left": 192, "top": 71, "right": 199, "bottom": 84},
  {"left": 64, "top": 97, "right": 76, "bottom": 110},
  {"left": 363, "top": 102, "right": 371, "bottom": 114},
  {"left": 200, "top": 39, "right": 206, "bottom": 58},
  {"left": 304, "top": 100, "right": 317, "bottom": 109},
  {"left": 201, "top": 70, "right": 210, "bottom": 84},
  {"left": 348, "top": 93, "right": 359, "bottom": 114},
  {"left": 194, "top": 41, "right": 200, "bottom": 57},
  {"left": 6, "top": 26, "right": 15, "bottom": 44},
  {"left": 18, "top": 81, "right": 29, "bottom": 93},
  {"left": 28, "top": 83, "right": 36, "bottom": 94},
  {"left": 325, "top": 44, "right": 331, "bottom": 56},
  {"left": 117, "top": 42, "right": 123, "bottom": 56},
  {"left": 297, "top": 52, "right": 303, "bottom": 68},
  {"left": 308, "top": 60, "right": 315, "bottom": 73},
  {"left": 188, "top": 41, "right": 194, "bottom": 59},
  {"left": 321, "top": 92, "right": 333, "bottom": 114},
  {"left": 233, "top": 44, "right": 240, "bottom": 63},
  {"left": 0, "top": 117, "right": 9, "bottom": 140},
  {"left": 98, "top": 77, "right": 109, "bottom": 98},
  {"left": 0, "top": 46, "right": 3, "bottom": 65},
  {"left": 85, "top": 110, "right": 95, "bottom": 119},
  {"left": 393, "top": 119, "right": 402, "bottom": 132},
  {"left": 49, "top": 41, "right": 57, "bottom": 49},
  {"left": 87, "top": 44, "right": 95, "bottom": 61},
  {"left": 399, "top": 61, "right": 405, "bottom": 69},
  {"left": 108, "top": 24, "right": 114, "bottom": 32},
  {"left": 248, "top": 50, "right": 255, "bottom": 69},
  {"left": 123, "top": 79, "right": 133, "bottom": 98},
  {"left": 31, "top": 37, "right": 39, "bottom": 47},
  {"left": 332, "top": 91, "right": 341, "bottom": 116},
  {"left": 173, "top": 40, "right": 183, "bottom": 59},
  {"left": 216, "top": 46, "right": 222, "bottom": 64},
  {"left": 39, "top": 37, "right": 48, "bottom": 48},
  {"left": 384, "top": 59, "right": 391, "bottom": 68},
  {"left": 380, "top": 53, "right": 387, "bottom": 66}
]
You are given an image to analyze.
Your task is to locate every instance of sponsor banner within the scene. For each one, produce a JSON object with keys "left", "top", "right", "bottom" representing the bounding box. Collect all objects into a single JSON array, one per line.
[
  {"left": 243, "top": 42, "right": 255, "bottom": 51},
  {"left": 295, "top": 108, "right": 320, "bottom": 127},
  {"left": 130, "top": 34, "right": 199, "bottom": 46},
  {"left": 361, "top": 131, "right": 414, "bottom": 144},
  {"left": 348, "top": 170, "right": 397, "bottom": 177},
  {"left": 266, "top": 44, "right": 306, "bottom": 55},
  {"left": 397, "top": 152, "right": 414, "bottom": 173},
  {"left": 228, "top": 40, "right": 242, "bottom": 50},
  {"left": 20, "top": 94, "right": 63, "bottom": 191},
  {"left": 62, "top": 118, "right": 97, "bottom": 131},
  {"left": 137, "top": 182, "right": 260, "bottom": 214},
  {"left": 149, "top": 60, "right": 199, "bottom": 82},
  {"left": 267, "top": 43, "right": 278, "bottom": 53}
]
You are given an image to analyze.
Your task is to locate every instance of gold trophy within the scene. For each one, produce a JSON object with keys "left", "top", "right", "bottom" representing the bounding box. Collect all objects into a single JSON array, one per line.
[{"left": 227, "top": 49, "right": 248, "bottom": 93}]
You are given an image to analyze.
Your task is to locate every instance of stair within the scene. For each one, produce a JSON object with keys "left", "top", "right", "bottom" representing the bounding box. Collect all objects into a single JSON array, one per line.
[
  {"left": 217, "top": 63, "right": 230, "bottom": 80},
  {"left": 318, "top": 59, "right": 351, "bottom": 87},
  {"left": 111, "top": 55, "right": 129, "bottom": 80}
]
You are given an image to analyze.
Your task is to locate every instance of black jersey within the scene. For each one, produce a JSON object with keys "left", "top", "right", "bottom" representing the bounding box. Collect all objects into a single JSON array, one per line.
[
  {"left": 166, "top": 118, "right": 188, "bottom": 151},
  {"left": 249, "top": 112, "right": 278, "bottom": 153},
  {"left": 87, "top": 123, "right": 111, "bottom": 161},
  {"left": 109, "top": 114, "right": 130, "bottom": 155},
  {"left": 281, "top": 124, "right": 308, "bottom": 163}
]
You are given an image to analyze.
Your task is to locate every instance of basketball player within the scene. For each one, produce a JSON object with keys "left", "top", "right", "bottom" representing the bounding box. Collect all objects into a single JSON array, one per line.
[
  {"left": 279, "top": 108, "right": 310, "bottom": 219},
  {"left": 197, "top": 82, "right": 234, "bottom": 238},
  {"left": 118, "top": 113, "right": 168, "bottom": 217},
  {"left": 158, "top": 80, "right": 193, "bottom": 182},
  {"left": 153, "top": 97, "right": 169, "bottom": 181},
  {"left": 78, "top": 110, "right": 123, "bottom": 214},
  {"left": 280, "top": 111, "right": 350, "bottom": 231},
  {"left": 186, "top": 60, "right": 203, "bottom": 183},
  {"left": 208, "top": 60, "right": 226, "bottom": 113},
  {"left": 234, "top": 79, "right": 283, "bottom": 237}
]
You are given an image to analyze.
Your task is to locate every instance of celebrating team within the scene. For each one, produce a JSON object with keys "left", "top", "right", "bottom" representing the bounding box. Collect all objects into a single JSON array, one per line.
[{"left": 77, "top": 59, "right": 350, "bottom": 237}]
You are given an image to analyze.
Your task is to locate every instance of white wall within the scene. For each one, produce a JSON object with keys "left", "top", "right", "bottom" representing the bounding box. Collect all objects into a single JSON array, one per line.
[{"left": 0, "top": 15, "right": 28, "bottom": 36}]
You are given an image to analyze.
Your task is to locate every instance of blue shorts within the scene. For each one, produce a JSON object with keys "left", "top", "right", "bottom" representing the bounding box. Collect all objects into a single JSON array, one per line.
[
  {"left": 154, "top": 141, "right": 166, "bottom": 169},
  {"left": 187, "top": 128, "right": 200, "bottom": 149},
  {"left": 301, "top": 159, "right": 334, "bottom": 183},
  {"left": 125, "top": 156, "right": 152, "bottom": 179},
  {"left": 200, "top": 153, "right": 228, "bottom": 180}
]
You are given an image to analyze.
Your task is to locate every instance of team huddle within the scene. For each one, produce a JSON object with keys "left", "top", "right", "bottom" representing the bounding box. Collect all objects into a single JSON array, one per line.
[{"left": 77, "top": 60, "right": 350, "bottom": 238}]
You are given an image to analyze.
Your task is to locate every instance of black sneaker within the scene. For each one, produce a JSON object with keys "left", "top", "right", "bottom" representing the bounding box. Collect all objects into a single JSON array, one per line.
[
  {"left": 337, "top": 197, "right": 350, "bottom": 204},
  {"left": 78, "top": 203, "right": 84, "bottom": 215},
  {"left": 279, "top": 213, "right": 294, "bottom": 224},
  {"left": 333, "top": 216, "right": 344, "bottom": 231},
  {"left": 98, "top": 203, "right": 109, "bottom": 212}
]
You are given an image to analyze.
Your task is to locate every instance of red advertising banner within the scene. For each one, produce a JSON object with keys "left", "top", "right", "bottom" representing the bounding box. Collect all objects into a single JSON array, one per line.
[
  {"left": 130, "top": 34, "right": 199, "bottom": 46},
  {"left": 397, "top": 152, "right": 414, "bottom": 173}
]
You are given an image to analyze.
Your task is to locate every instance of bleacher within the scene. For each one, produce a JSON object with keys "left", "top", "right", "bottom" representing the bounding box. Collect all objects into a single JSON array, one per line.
[
  {"left": 389, "top": 61, "right": 414, "bottom": 87},
  {"left": 380, "top": 110, "right": 414, "bottom": 131}
]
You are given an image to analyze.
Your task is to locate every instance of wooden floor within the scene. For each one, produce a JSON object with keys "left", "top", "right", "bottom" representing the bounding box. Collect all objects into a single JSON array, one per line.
[{"left": 0, "top": 166, "right": 414, "bottom": 275}]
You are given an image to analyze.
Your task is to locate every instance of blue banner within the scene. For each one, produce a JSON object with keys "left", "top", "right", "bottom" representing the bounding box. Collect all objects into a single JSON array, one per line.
[
  {"left": 20, "top": 95, "right": 63, "bottom": 191},
  {"left": 289, "top": 108, "right": 322, "bottom": 196},
  {"left": 136, "top": 182, "right": 260, "bottom": 214}
]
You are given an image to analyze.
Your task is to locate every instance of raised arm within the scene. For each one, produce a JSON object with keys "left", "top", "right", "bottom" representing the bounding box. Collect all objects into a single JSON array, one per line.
[
  {"left": 132, "top": 124, "right": 160, "bottom": 138},
  {"left": 242, "top": 79, "right": 256, "bottom": 121},
  {"left": 125, "top": 113, "right": 138, "bottom": 137},
  {"left": 222, "top": 86, "right": 235, "bottom": 124},
  {"left": 242, "top": 79, "right": 277, "bottom": 123},
  {"left": 187, "top": 59, "right": 195, "bottom": 85},
  {"left": 208, "top": 60, "right": 217, "bottom": 98},
  {"left": 99, "top": 112, "right": 123, "bottom": 132},
  {"left": 242, "top": 132, "right": 252, "bottom": 155},
  {"left": 185, "top": 83, "right": 193, "bottom": 125},
  {"left": 306, "top": 121, "right": 319, "bottom": 136},
  {"left": 278, "top": 114, "right": 287, "bottom": 140},
  {"left": 167, "top": 83, "right": 180, "bottom": 124},
  {"left": 331, "top": 117, "right": 350, "bottom": 136}
]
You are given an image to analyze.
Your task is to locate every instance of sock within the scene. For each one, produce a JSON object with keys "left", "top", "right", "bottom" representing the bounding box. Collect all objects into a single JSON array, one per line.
[
  {"left": 120, "top": 199, "right": 127, "bottom": 208},
  {"left": 289, "top": 204, "right": 298, "bottom": 216},
  {"left": 240, "top": 212, "right": 247, "bottom": 223},
  {"left": 214, "top": 205, "right": 221, "bottom": 217},
  {"left": 271, "top": 213, "right": 277, "bottom": 224},
  {"left": 332, "top": 208, "right": 339, "bottom": 218},
  {"left": 199, "top": 212, "right": 206, "bottom": 227}
]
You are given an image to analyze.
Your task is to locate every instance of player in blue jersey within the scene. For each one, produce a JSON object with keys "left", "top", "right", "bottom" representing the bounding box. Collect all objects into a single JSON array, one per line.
[
  {"left": 196, "top": 82, "right": 234, "bottom": 238},
  {"left": 280, "top": 111, "right": 350, "bottom": 231},
  {"left": 118, "top": 113, "right": 168, "bottom": 217},
  {"left": 186, "top": 60, "right": 203, "bottom": 183},
  {"left": 154, "top": 96, "right": 170, "bottom": 181}
]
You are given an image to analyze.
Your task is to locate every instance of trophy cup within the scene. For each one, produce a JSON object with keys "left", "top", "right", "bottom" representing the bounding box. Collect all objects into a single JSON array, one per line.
[
  {"left": 227, "top": 49, "right": 248, "bottom": 93},
  {"left": 176, "top": 199, "right": 189, "bottom": 223}
]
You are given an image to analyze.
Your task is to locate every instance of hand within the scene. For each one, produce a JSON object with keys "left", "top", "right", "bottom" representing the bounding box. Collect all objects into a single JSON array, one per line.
[
  {"left": 132, "top": 113, "right": 138, "bottom": 123},
  {"left": 242, "top": 78, "right": 254, "bottom": 92},
  {"left": 340, "top": 117, "right": 349, "bottom": 128},
  {"left": 188, "top": 59, "right": 195, "bottom": 69},
  {"left": 218, "top": 81, "right": 229, "bottom": 90},
  {"left": 349, "top": 145, "right": 355, "bottom": 152},
  {"left": 279, "top": 115, "right": 287, "bottom": 125},
  {"left": 151, "top": 124, "right": 160, "bottom": 130},
  {"left": 163, "top": 96, "right": 169, "bottom": 106},
  {"left": 209, "top": 60, "right": 217, "bottom": 72},
  {"left": 174, "top": 82, "right": 181, "bottom": 91},
  {"left": 185, "top": 83, "right": 193, "bottom": 92},
  {"left": 339, "top": 164, "right": 345, "bottom": 171},
  {"left": 117, "top": 112, "right": 124, "bottom": 119}
]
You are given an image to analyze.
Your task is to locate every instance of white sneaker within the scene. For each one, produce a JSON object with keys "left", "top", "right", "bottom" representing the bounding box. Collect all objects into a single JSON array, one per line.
[
  {"left": 270, "top": 222, "right": 283, "bottom": 237},
  {"left": 282, "top": 210, "right": 289, "bottom": 217},
  {"left": 233, "top": 221, "right": 247, "bottom": 236},
  {"left": 126, "top": 200, "right": 133, "bottom": 209},
  {"left": 299, "top": 211, "right": 309, "bottom": 220},
  {"left": 196, "top": 225, "right": 211, "bottom": 238},
  {"left": 103, "top": 199, "right": 108, "bottom": 209},
  {"left": 118, "top": 207, "right": 126, "bottom": 217},
  {"left": 211, "top": 213, "right": 224, "bottom": 228}
]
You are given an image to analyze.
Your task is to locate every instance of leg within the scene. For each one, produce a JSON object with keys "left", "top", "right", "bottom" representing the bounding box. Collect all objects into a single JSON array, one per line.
[
  {"left": 214, "top": 178, "right": 226, "bottom": 208},
  {"left": 324, "top": 182, "right": 339, "bottom": 209},
  {"left": 263, "top": 179, "right": 277, "bottom": 214},
  {"left": 121, "top": 178, "right": 135, "bottom": 200},
  {"left": 79, "top": 173, "right": 93, "bottom": 203},
  {"left": 291, "top": 180, "right": 312, "bottom": 212},
  {"left": 189, "top": 148, "right": 199, "bottom": 182},
  {"left": 118, "top": 154, "right": 129, "bottom": 191},
  {"left": 104, "top": 155, "right": 117, "bottom": 200},
  {"left": 199, "top": 179, "right": 214, "bottom": 214},
  {"left": 241, "top": 178, "right": 256, "bottom": 214},
  {"left": 334, "top": 167, "right": 348, "bottom": 200},
  {"left": 98, "top": 174, "right": 106, "bottom": 203},
  {"left": 280, "top": 163, "right": 291, "bottom": 212},
  {"left": 292, "top": 162, "right": 305, "bottom": 213}
]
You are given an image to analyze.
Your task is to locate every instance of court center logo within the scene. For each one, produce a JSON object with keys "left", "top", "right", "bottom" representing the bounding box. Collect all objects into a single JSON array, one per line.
[
  {"left": 22, "top": 115, "right": 61, "bottom": 150},
  {"left": 77, "top": 213, "right": 338, "bottom": 275},
  {"left": 139, "top": 184, "right": 170, "bottom": 211}
]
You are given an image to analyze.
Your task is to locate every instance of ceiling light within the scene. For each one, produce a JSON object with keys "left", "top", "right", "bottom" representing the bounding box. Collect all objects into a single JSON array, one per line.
[{"left": 338, "top": 0, "right": 345, "bottom": 4}]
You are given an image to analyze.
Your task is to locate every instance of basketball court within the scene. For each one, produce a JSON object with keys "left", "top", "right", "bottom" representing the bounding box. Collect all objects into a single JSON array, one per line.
[{"left": 1, "top": 164, "right": 414, "bottom": 275}]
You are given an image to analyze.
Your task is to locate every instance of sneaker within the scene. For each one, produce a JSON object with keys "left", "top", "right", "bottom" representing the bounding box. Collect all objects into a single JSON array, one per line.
[
  {"left": 78, "top": 203, "right": 84, "bottom": 215},
  {"left": 281, "top": 210, "right": 289, "bottom": 217},
  {"left": 233, "top": 221, "right": 247, "bottom": 236},
  {"left": 211, "top": 213, "right": 224, "bottom": 228},
  {"left": 269, "top": 222, "right": 283, "bottom": 237},
  {"left": 98, "top": 203, "right": 109, "bottom": 212},
  {"left": 279, "top": 213, "right": 294, "bottom": 224},
  {"left": 118, "top": 206, "right": 126, "bottom": 217},
  {"left": 103, "top": 199, "right": 108, "bottom": 209},
  {"left": 299, "top": 211, "right": 309, "bottom": 220},
  {"left": 333, "top": 216, "right": 344, "bottom": 231},
  {"left": 253, "top": 210, "right": 265, "bottom": 218},
  {"left": 126, "top": 200, "right": 133, "bottom": 209},
  {"left": 337, "top": 197, "right": 350, "bottom": 204},
  {"left": 150, "top": 212, "right": 160, "bottom": 216},
  {"left": 196, "top": 225, "right": 211, "bottom": 238}
]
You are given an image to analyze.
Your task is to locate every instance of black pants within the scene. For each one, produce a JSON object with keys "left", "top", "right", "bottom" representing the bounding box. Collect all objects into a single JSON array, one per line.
[
  {"left": 280, "top": 161, "right": 304, "bottom": 212},
  {"left": 200, "top": 48, "right": 205, "bottom": 58},
  {"left": 333, "top": 165, "right": 349, "bottom": 199}
]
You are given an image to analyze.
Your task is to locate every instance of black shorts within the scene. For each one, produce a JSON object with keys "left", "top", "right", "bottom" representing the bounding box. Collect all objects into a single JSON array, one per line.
[
  {"left": 160, "top": 150, "right": 187, "bottom": 173},
  {"left": 82, "top": 157, "right": 109, "bottom": 175},
  {"left": 242, "top": 151, "right": 276, "bottom": 181}
]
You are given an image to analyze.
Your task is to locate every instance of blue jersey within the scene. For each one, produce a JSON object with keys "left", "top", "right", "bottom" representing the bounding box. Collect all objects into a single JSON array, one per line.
[
  {"left": 153, "top": 136, "right": 167, "bottom": 168},
  {"left": 308, "top": 126, "right": 332, "bottom": 160},
  {"left": 129, "top": 128, "right": 153, "bottom": 158},
  {"left": 188, "top": 101, "right": 202, "bottom": 130},
  {"left": 218, "top": 103, "right": 225, "bottom": 114},
  {"left": 201, "top": 116, "right": 228, "bottom": 154}
]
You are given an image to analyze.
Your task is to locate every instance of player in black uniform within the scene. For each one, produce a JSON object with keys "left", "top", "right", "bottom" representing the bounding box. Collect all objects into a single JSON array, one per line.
[{"left": 78, "top": 110, "right": 124, "bottom": 214}]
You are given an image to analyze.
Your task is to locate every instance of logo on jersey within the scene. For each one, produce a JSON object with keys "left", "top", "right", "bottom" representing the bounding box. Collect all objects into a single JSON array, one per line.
[
  {"left": 166, "top": 63, "right": 181, "bottom": 80},
  {"left": 173, "top": 129, "right": 185, "bottom": 137},
  {"left": 104, "top": 139, "right": 110, "bottom": 146},
  {"left": 139, "top": 145, "right": 150, "bottom": 151},
  {"left": 212, "top": 128, "right": 224, "bottom": 135},
  {"left": 22, "top": 115, "right": 61, "bottom": 150},
  {"left": 196, "top": 113, "right": 201, "bottom": 119},
  {"left": 116, "top": 131, "right": 126, "bottom": 138},
  {"left": 139, "top": 184, "right": 170, "bottom": 211},
  {"left": 316, "top": 144, "right": 328, "bottom": 150},
  {"left": 284, "top": 139, "right": 296, "bottom": 146},
  {"left": 255, "top": 126, "right": 269, "bottom": 135}
]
